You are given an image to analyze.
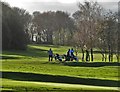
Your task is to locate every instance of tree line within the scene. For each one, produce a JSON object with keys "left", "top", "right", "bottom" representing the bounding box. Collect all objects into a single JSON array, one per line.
[
  {"left": 2, "top": 1, "right": 120, "bottom": 62},
  {"left": 2, "top": 2, "right": 31, "bottom": 50}
]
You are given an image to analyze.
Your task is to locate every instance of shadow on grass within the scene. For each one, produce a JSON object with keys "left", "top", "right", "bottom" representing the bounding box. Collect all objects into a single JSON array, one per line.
[
  {"left": 1, "top": 71, "right": 119, "bottom": 87},
  {"left": 63, "top": 62, "right": 120, "bottom": 67},
  {"left": 2, "top": 47, "right": 48, "bottom": 58},
  {"left": 0, "top": 56, "right": 20, "bottom": 59}
]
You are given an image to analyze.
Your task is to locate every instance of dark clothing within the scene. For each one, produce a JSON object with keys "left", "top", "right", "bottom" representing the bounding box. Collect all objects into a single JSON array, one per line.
[
  {"left": 67, "top": 49, "right": 71, "bottom": 57},
  {"left": 65, "top": 49, "right": 78, "bottom": 61},
  {"left": 48, "top": 49, "right": 53, "bottom": 61},
  {"left": 49, "top": 55, "right": 53, "bottom": 61},
  {"left": 70, "top": 49, "right": 74, "bottom": 58},
  {"left": 48, "top": 50, "right": 53, "bottom": 56},
  {"left": 55, "top": 54, "right": 62, "bottom": 61}
]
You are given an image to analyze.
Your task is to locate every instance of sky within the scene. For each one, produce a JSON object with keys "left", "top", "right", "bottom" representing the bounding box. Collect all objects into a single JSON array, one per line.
[{"left": 2, "top": 0, "right": 119, "bottom": 14}]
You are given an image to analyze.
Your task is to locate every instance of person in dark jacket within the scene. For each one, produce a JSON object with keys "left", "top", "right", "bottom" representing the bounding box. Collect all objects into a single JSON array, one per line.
[
  {"left": 65, "top": 49, "right": 71, "bottom": 61},
  {"left": 48, "top": 48, "right": 53, "bottom": 61}
]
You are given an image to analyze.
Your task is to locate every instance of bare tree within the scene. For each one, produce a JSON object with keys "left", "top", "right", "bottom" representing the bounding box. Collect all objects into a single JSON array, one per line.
[{"left": 73, "top": 1, "right": 103, "bottom": 62}]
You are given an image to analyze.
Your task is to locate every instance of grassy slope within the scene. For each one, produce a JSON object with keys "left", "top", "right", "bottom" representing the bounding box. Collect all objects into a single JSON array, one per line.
[{"left": 1, "top": 44, "right": 120, "bottom": 91}]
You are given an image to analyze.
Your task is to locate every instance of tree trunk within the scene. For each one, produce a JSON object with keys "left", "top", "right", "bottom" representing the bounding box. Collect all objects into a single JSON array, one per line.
[
  {"left": 117, "top": 23, "right": 120, "bottom": 62},
  {"left": 59, "top": 31, "right": 61, "bottom": 45},
  {"left": 105, "top": 52, "right": 107, "bottom": 62},
  {"left": 31, "top": 34, "right": 34, "bottom": 42},
  {"left": 38, "top": 32, "right": 42, "bottom": 43},
  {"left": 81, "top": 48, "right": 84, "bottom": 62},
  {"left": 100, "top": 49, "right": 105, "bottom": 61},
  {"left": 108, "top": 54, "right": 111, "bottom": 62},
  {"left": 86, "top": 50, "right": 89, "bottom": 62},
  {"left": 116, "top": 54, "right": 119, "bottom": 62},
  {"left": 91, "top": 48, "right": 93, "bottom": 62},
  {"left": 101, "top": 53, "right": 104, "bottom": 61},
  {"left": 111, "top": 51, "right": 113, "bottom": 62},
  {"left": 108, "top": 45, "right": 111, "bottom": 62},
  {"left": 75, "top": 47, "right": 78, "bottom": 56},
  {"left": 46, "top": 33, "right": 53, "bottom": 44},
  {"left": 118, "top": 56, "right": 119, "bottom": 62},
  {"left": 36, "top": 36, "right": 38, "bottom": 43}
]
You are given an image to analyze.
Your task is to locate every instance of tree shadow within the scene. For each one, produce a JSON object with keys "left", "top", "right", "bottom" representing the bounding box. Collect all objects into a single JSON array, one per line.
[
  {"left": 1, "top": 71, "right": 119, "bottom": 87},
  {"left": 2, "top": 48, "right": 48, "bottom": 58},
  {"left": 0, "top": 56, "right": 20, "bottom": 59},
  {"left": 63, "top": 62, "right": 120, "bottom": 67}
]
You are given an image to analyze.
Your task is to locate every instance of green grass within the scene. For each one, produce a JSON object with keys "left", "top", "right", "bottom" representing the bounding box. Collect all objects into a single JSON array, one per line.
[{"left": 1, "top": 44, "right": 120, "bottom": 91}]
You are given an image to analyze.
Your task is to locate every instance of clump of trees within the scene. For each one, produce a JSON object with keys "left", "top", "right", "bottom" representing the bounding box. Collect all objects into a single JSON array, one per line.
[
  {"left": 1, "top": 1, "right": 119, "bottom": 62},
  {"left": 2, "top": 2, "right": 31, "bottom": 50},
  {"left": 72, "top": 2, "right": 119, "bottom": 62},
  {"left": 30, "top": 11, "right": 75, "bottom": 45},
  {"left": 73, "top": 2, "right": 103, "bottom": 62}
]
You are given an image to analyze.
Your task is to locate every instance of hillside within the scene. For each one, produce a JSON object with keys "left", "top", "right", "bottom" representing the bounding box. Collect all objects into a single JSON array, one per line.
[{"left": 1, "top": 44, "right": 119, "bottom": 91}]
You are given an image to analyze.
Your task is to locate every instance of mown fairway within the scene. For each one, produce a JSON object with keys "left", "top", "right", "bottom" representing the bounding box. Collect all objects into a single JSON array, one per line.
[{"left": 1, "top": 44, "right": 120, "bottom": 91}]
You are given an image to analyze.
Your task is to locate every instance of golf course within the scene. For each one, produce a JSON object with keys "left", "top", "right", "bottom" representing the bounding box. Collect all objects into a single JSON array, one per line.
[
  {"left": 1, "top": 0, "right": 120, "bottom": 91},
  {"left": 1, "top": 44, "right": 120, "bottom": 91}
]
